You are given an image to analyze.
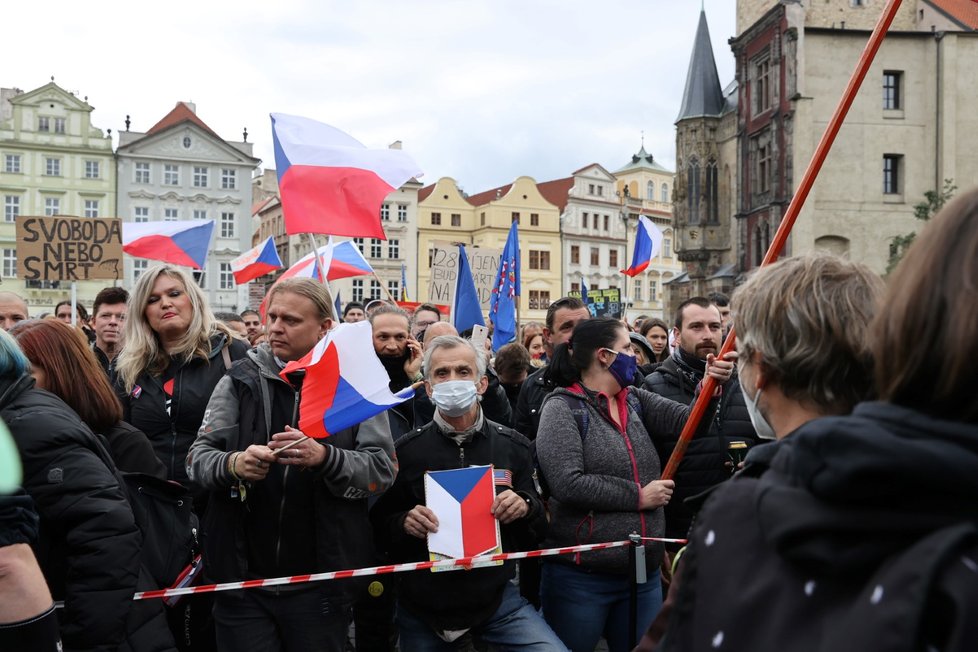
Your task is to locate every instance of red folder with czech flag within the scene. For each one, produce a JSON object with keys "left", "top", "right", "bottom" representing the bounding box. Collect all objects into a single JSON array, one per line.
[{"left": 424, "top": 465, "right": 502, "bottom": 570}]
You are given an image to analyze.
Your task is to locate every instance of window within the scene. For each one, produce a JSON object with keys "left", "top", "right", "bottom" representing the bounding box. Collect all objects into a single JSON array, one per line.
[
  {"left": 220, "top": 212, "right": 235, "bottom": 238},
  {"left": 133, "top": 259, "right": 148, "bottom": 281},
  {"left": 529, "top": 213, "right": 539, "bottom": 227},
  {"left": 54, "top": 118, "right": 66, "bottom": 134},
  {"left": 883, "top": 154, "right": 902, "bottom": 194},
  {"left": 45, "top": 158, "right": 61, "bottom": 176},
  {"left": 647, "top": 181, "right": 654, "bottom": 200},
  {"left": 570, "top": 245, "right": 580, "bottom": 264},
  {"left": 528, "top": 250, "right": 550, "bottom": 270},
  {"left": 4, "top": 196, "right": 20, "bottom": 223},
  {"left": 388, "top": 239, "right": 400, "bottom": 258},
  {"left": 164, "top": 164, "right": 179, "bottom": 186},
  {"left": 353, "top": 237, "right": 365, "bottom": 253},
  {"left": 754, "top": 57, "right": 771, "bottom": 114},
  {"left": 590, "top": 247, "right": 599, "bottom": 265},
  {"left": 757, "top": 143, "right": 771, "bottom": 193},
  {"left": 634, "top": 279, "right": 643, "bottom": 302},
  {"left": 2, "top": 249, "right": 15, "bottom": 278},
  {"left": 220, "top": 263, "right": 234, "bottom": 289},
  {"left": 397, "top": 205, "right": 408, "bottom": 222},
  {"left": 193, "top": 269, "right": 207, "bottom": 289},
  {"left": 370, "top": 239, "right": 383, "bottom": 258},
  {"left": 381, "top": 204, "right": 390, "bottom": 221},
  {"left": 609, "top": 249, "right": 618, "bottom": 267},
  {"left": 651, "top": 281, "right": 657, "bottom": 302},
  {"left": 431, "top": 212, "right": 441, "bottom": 226},
  {"left": 193, "top": 166, "right": 208, "bottom": 187},
  {"left": 592, "top": 214, "right": 599, "bottom": 230},
  {"left": 883, "top": 71, "right": 902, "bottom": 110},
  {"left": 603, "top": 215, "right": 609, "bottom": 231},
  {"left": 661, "top": 183, "right": 669, "bottom": 203},
  {"left": 369, "top": 280, "right": 382, "bottom": 300},
  {"left": 352, "top": 279, "right": 364, "bottom": 302},
  {"left": 687, "top": 158, "right": 701, "bottom": 223},
  {"left": 135, "top": 162, "right": 151, "bottom": 184},
  {"left": 512, "top": 212, "right": 520, "bottom": 224},
  {"left": 134, "top": 206, "right": 149, "bottom": 223},
  {"left": 570, "top": 282, "right": 580, "bottom": 293},
  {"left": 588, "top": 184, "right": 595, "bottom": 195},
  {"left": 451, "top": 213, "right": 461, "bottom": 227},
  {"left": 528, "top": 290, "right": 551, "bottom": 310},
  {"left": 706, "top": 161, "right": 719, "bottom": 223},
  {"left": 221, "top": 168, "right": 236, "bottom": 189},
  {"left": 44, "top": 197, "right": 60, "bottom": 216},
  {"left": 84, "top": 200, "right": 99, "bottom": 218},
  {"left": 582, "top": 212, "right": 588, "bottom": 227},
  {"left": 4, "top": 154, "right": 20, "bottom": 173},
  {"left": 38, "top": 117, "right": 49, "bottom": 132},
  {"left": 481, "top": 212, "right": 486, "bottom": 226},
  {"left": 664, "top": 238, "right": 672, "bottom": 258},
  {"left": 193, "top": 209, "right": 207, "bottom": 221},
  {"left": 84, "top": 160, "right": 100, "bottom": 179},
  {"left": 596, "top": 186, "right": 604, "bottom": 197},
  {"left": 164, "top": 208, "right": 179, "bottom": 221},
  {"left": 388, "top": 280, "right": 400, "bottom": 298}
]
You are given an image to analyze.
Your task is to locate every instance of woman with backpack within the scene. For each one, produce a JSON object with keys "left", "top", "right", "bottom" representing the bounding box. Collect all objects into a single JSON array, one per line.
[{"left": 535, "top": 317, "right": 731, "bottom": 652}]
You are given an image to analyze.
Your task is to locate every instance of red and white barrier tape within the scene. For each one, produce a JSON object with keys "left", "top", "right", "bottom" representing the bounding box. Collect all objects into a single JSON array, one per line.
[{"left": 133, "top": 537, "right": 687, "bottom": 601}]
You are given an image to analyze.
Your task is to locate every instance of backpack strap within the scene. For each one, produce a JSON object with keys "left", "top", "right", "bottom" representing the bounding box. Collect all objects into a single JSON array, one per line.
[{"left": 553, "top": 392, "right": 589, "bottom": 441}]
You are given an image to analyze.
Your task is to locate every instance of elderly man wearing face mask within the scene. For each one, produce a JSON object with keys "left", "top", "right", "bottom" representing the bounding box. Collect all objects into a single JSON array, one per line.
[{"left": 370, "top": 335, "right": 565, "bottom": 650}]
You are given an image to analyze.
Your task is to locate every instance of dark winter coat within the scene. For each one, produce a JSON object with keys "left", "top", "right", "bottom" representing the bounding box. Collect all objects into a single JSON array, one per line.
[
  {"left": 370, "top": 416, "right": 547, "bottom": 631},
  {"left": 512, "top": 365, "right": 554, "bottom": 440},
  {"left": 2, "top": 374, "right": 173, "bottom": 652},
  {"left": 659, "top": 402, "right": 978, "bottom": 652},
  {"left": 98, "top": 420, "right": 167, "bottom": 480},
  {"left": 118, "top": 333, "right": 248, "bottom": 488},
  {"left": 642, "top": 354, "right": 758, "bottom": 539}
]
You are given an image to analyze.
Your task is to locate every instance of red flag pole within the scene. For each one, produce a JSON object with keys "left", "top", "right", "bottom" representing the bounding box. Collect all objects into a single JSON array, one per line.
[{"left": 661, "top": 0, "right": 904, "bottom": 481}]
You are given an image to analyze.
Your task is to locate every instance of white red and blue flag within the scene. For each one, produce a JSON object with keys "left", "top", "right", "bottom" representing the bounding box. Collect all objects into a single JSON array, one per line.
[
  {"left": 424, "top": 465, "right": 500, "bottom": 559},
  {"left": 278, "top": 321, "right": 413, "bottom": 439},
  {"left": 230, "top": 235, "right": 283, "bottom": 284},
  {"left": 489, "top": 221, "right": 520, "bottom": 352},
  {"left": 122, "top": 220, "right": 214, "bottom": 270},
  {"left": 271, "top": 113, "right": 423, "bottom": 239},
  {"left": 621, "top": 215, "right": 664, "bottom": 277}
]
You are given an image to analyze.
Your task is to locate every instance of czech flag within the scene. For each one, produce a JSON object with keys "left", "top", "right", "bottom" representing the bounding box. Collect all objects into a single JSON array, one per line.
[
  {"left": 122, "top": 220, "right": 214, "bottom": 270},
  {"left": 279, "top": 321, "right": 413, "bottom": 439},
  {"left": 424, "top": 465, "right": 501, "bottom": 559},
  {"left": 230, "top": 236, "right": 283, "bottom": 284},
  {"left": 271, "top": 113, "right": 423, "bottom": 239},
  {"left": 621, "top": 215, "right": 664, "bottom": 277}
]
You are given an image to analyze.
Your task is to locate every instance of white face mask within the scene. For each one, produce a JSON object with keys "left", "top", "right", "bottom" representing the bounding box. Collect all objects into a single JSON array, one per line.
[
  {"left": 431, "top": 380, "right": 479, "bottom": 417},
  {"left": 740, "top": 379, "right": 777, "bottom": 440}
]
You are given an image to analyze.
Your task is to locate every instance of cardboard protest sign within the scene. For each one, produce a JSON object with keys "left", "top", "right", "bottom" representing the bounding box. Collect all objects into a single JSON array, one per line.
[
  {"left": 17, "top": 216, "right": 123, "bottom": 281},
  {"left": 428, "top": 241, "right": 502, "bottom": 312},
  {"left": 569, "top": 287, "right": 623, "bottom": 319}
]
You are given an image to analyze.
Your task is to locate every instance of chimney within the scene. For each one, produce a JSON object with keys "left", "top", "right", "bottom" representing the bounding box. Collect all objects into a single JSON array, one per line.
[
  {"left": 388, "top": 140, "right": 402, "bottom": 150},
  {"left": 183, "top": 101, "right": 197, "bottom": 114}
]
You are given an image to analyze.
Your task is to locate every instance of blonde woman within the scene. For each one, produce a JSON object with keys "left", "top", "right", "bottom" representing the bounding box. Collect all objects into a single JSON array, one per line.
[{"left": 115, "top": 265, "right": 249, "bottom": 491}]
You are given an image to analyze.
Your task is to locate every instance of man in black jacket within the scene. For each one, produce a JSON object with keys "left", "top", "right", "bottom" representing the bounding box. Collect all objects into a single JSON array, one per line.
[
  {"left": 642, "top": 297, "right": 758, "bottom": 542},
  {"left": 371, "top": 335, "right": 564, "bottom": 650}
]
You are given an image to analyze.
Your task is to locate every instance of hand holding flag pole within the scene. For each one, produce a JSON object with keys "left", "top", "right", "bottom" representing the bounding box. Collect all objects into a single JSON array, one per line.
[{"left": 662, "top": 0, "right": 904, "bottom": 481}]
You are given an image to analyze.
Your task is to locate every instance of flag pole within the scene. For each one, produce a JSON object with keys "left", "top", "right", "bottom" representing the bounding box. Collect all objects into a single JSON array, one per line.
[
  {"left": 621, "top": 273, "right": 629, "bottom": 326},
  {"left": 305, "top": 233, "right": 331, "bottom": 292},
  {"left": 661, "top": 0, "right": 904, "bottom": 481},
  {"left": 373, "top": 270, "right": 398, "bottom": 304}
]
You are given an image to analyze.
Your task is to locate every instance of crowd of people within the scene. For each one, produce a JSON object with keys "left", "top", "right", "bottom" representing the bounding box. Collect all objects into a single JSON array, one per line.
[{"left": 1, "top": 187, "right": 977, "bottom": 652}]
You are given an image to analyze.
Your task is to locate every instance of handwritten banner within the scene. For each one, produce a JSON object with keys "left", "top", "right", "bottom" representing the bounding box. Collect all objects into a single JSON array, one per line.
[
  {"left": 428, "top": 241, "right": 502, "bottom": 312},
  {"left": 17, "top": 216, "right": 123, "bottom": 281}
]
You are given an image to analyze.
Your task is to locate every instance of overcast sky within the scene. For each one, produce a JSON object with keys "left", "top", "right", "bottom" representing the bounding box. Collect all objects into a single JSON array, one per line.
[{"left": 7, "top": 0, "right": 736, "bottom": 193}]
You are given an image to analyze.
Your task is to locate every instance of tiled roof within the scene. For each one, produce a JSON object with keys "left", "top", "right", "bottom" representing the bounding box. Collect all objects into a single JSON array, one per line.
[
  {"left": 466, "top": 183, "right": 513, "bottom": 207},
  {"left": 418, "top": 184, "right": 436, "bottom": 202},
  {"left": 535, "top": 177, "right": 574, "bottom": 211},
  {"left": 145, "top": 101, "right": 220, "bottom": 138},
  {"left": 615, "top": 145, "right": 673, "bottom": 174},
  {"left": 927, "top": 0, "right": 978, "bottom": 29}
]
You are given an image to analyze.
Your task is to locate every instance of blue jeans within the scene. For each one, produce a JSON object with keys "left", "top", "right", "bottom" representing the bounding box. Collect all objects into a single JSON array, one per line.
[
  {"left": 540, "top": 561, "right": 662, "bottom": 652},
  {"left": 395, "top": 582, "right": 568, "bottom": 651}
]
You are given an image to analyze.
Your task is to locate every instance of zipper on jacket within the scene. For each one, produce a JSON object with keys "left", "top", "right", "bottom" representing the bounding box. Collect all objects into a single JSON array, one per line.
[
  {"left": 459, "top": 445, "right": 465, "bottom": 468},
  {"left": 274, "top": 388, "right": 302, "bottom": 569}
]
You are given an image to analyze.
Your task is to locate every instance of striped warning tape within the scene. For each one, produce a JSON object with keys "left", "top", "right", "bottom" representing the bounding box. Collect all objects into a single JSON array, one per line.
[{"left": 133, "top": 537, "right": 687, "bottom": 601}]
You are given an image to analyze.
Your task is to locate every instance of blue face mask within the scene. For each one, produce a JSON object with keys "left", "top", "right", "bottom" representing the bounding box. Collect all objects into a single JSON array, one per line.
[{"left": 603, "top": 348, "right": 637, "bottom": 389}]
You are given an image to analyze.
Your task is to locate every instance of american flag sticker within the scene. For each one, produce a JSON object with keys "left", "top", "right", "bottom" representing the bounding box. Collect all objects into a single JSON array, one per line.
[
  {"left": 493, "top": 468, "right": 513, "bottom": 488},
  {"left": 131, "top": 385, "right": 142, "bottom": 399}
]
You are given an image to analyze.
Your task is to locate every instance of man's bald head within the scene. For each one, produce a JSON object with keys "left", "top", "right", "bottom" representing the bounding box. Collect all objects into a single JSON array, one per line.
[
  {"left": 423, "top": 321, "right": 458, "bottom": 348},
  {"left": 0, "top": 293, "right": 28, "bottom": 331}
]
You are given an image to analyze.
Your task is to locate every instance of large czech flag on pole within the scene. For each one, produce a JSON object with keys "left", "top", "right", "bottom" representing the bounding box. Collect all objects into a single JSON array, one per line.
[
  {"left": 621, "top": 215, "right": 664, "bottom": 277},
  {"left": 489, "top": 222, "right": 520, "bottom": 353},
  {"left": 230, "top": 235, "right": 283, "bottom": 284},
  {"left": 122, "top": 220, "right": 214, "bottom": 270},
  {"left": 271, "top": 113, "right": 424, "bottom": 239},
  {"left": 279, "top": 322, "right": 414, "bottom": 439}
]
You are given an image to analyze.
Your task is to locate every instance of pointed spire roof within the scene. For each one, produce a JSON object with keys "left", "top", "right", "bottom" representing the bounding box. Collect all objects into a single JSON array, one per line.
[{"left": 676, "top": 9, "right": 725, "bottom": 122}]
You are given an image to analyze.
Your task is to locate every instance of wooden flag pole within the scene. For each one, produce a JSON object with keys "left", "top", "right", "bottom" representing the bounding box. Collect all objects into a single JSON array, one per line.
[{"left": 661, "top": 0, "right": 904, "bottom": 481}]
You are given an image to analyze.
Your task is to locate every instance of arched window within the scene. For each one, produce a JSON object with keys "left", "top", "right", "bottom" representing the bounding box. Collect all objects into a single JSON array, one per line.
[
  {"left": 754, "top": 223, "right": 765, "bottom": 267},
  {"left": 661, "top": 182, "right": 669, "bottom": 203},
  {"left": 647, "top": 181, "right": 655, "bottom": 200},
  {"left": 687, "top": 158, "right": 701, "bottom": 224}
]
